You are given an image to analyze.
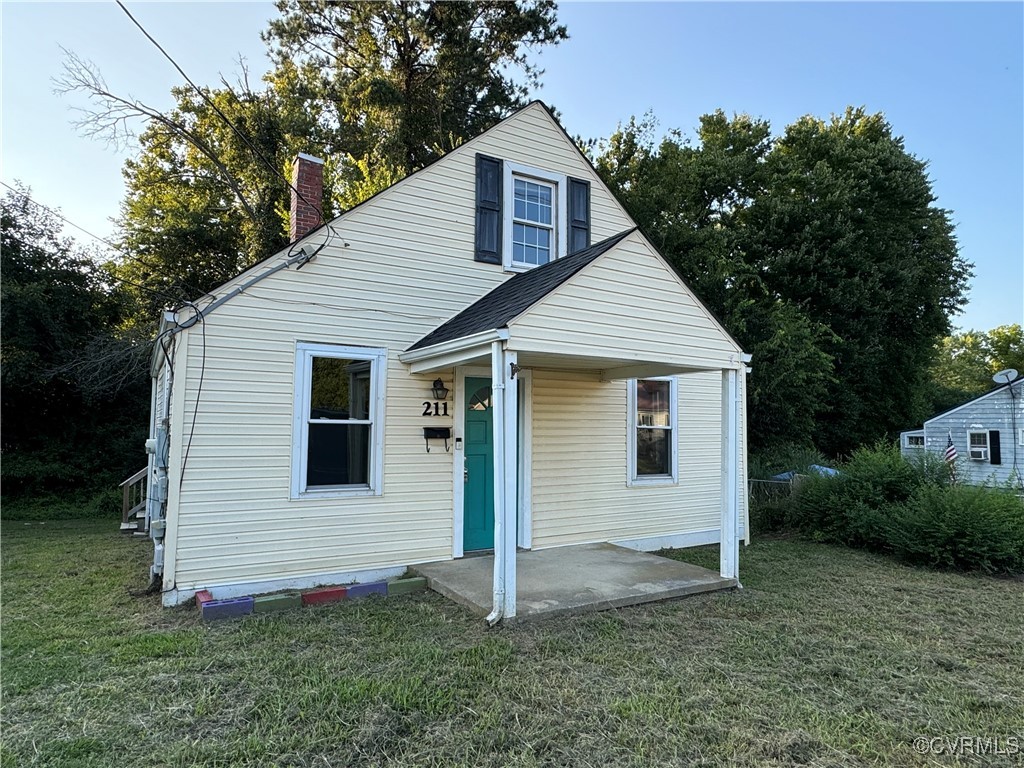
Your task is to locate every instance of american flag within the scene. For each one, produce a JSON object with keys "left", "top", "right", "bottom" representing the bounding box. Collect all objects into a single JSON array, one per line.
[{"left": 944, "top": 431, "right": 958, "bottom": 464}]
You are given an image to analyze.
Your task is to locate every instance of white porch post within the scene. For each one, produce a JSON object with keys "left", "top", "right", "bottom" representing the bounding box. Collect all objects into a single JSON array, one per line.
[
  {"left": 500, "top": 347, "right": 518, "bottom": 619},
  {"left": 720, "top": 367, "right": 740, "bottom": 581},
  {"left": 488, "top": 342, "right": 518, "bottom": 623}
]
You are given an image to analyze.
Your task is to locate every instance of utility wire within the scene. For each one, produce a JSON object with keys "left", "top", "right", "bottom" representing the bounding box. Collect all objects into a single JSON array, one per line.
[
  {"left": 115, "top": 0, "right": 335, "bottom": 246},
  {"left": 1, "top": 183, "right": 198, "bottom": 307},
  {"left": 178, "top": 302, "right": 206, "bottom": 489},
  {"left": 1, "top": 180, "right": 122, "bottom": 252},
  {"left": 114, "top": 1, "right": 355, "bottom": 490}
]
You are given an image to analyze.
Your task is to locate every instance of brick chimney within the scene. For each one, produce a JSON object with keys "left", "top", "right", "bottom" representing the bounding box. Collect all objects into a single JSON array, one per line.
[{"left": 290, "top": 153, "right": 324, "bottom": 242}]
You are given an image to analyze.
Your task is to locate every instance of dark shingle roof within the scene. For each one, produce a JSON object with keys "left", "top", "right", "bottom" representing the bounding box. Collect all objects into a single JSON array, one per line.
[{"left": 407, "top": 229, "right": 636, "bottom": 351}]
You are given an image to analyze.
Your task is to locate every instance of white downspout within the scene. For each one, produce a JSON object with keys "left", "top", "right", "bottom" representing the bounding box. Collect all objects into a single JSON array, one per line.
[
  {"left": 485, "top": 341, "right": 519, "bottom": 625},
  {"left": 486, "top": 341, "right": 506, "bottom": 625},
  {"left": 500, "top": 346, "right": 518, "bottom": 620},
  {"left": 720, "top": 366, "right": 740, "bottom": 582}
]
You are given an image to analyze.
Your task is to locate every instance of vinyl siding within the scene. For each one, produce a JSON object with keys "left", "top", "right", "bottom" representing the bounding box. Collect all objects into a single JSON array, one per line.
[
  {"left": 530, "top": 369, "right": 745, "bottom": 548},
  {"left": 508, "top": 232, "right": 741, "bottom": 370},
  {"left": 903, "top": 382, "right": 1024, "bottom": 487},
  {"left": 161, "top": 103, "right": 742, "bottom": 595}
]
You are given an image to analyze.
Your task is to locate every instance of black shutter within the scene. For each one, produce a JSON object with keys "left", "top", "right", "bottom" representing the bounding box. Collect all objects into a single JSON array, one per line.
[
  {"left": 475, "top": 154, "right": 502, "bottom": 264},
  {"left": 567, "top": 177, "right": 590, "bottom": 254},
  {"left": 989, "top": 430, "right": 1001, "bottom": 464}
]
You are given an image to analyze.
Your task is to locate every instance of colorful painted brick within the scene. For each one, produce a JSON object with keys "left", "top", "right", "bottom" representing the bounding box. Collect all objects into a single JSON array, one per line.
[
  {"left": 387, "top": 577, "right": 427, "bottom": 596},
  {"left": 253, "top": 592, "right": 302, "bottom": 613},
  {"left": 202, "top": 596, "right": 254, "bottom": 621},
  {"left": 194, "top": 590, "right": 214, "bottom": 608},
  {"left": 348, "top": 581, "right": 388, "bottom": 599},
  {"left": 301, "top": 586, "right": 347, "bottom": 606}
]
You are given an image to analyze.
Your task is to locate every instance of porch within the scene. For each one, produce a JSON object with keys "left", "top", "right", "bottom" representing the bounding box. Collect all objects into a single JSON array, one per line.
[
  {"left": 398, "top": 230, "right": 749, "bottom": 623},
  {"left": 412, "top": 542, "right": 737, "bottom": 620}
]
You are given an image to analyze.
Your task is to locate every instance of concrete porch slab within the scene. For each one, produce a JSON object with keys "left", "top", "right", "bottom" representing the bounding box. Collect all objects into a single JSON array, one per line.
[{"left": 411, "top": 542, "right": 736, "bottom": 620}]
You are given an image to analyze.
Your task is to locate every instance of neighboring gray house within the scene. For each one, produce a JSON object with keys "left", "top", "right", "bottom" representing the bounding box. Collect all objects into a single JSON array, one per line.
[{"left": 901, "top": 378, "right": 1024, "bottom": 488}]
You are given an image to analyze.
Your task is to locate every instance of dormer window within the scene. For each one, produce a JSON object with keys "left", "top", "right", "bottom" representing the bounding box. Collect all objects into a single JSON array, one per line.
[
  {"left": 504, "top": 162, "right": 567, "bottom": 271},
  {"left": 475, "top": 154, "right": 590, "bottom": 270},
  {"left": 512, "top": 177, "right": 554, "bottom": 266}
]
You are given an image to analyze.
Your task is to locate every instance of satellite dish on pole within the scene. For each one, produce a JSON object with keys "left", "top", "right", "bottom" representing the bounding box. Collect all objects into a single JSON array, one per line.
[{"left": 992, "top": 368, "right": 1019, "bottom": 385}]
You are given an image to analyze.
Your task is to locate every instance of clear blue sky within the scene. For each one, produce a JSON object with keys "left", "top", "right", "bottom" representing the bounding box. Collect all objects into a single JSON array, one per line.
[{"left": 2, "top": 2, "right": 1021, "bottom": 331}]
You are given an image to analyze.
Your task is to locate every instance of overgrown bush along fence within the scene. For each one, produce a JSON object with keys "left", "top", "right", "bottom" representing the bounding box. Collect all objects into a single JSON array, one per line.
[{"left": 749, "top": 443, "right": 1024, "bottom": 575}]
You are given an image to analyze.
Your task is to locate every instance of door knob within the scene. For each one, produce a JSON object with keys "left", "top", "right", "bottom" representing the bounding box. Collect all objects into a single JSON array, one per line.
[{"left": 464, "top": 468, "right": 469, "bottom": 482}]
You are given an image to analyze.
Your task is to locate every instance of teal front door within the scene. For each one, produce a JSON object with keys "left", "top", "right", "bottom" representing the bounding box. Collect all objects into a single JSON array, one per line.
[{"left": 463, "top": 377, "right": 494, "bottom": 552}]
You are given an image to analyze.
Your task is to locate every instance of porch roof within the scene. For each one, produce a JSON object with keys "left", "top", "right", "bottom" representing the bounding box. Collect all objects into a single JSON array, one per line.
[
  {"left": 406, "top": 229, "right": 636, "bottom": 351},
  {"left": 399, "top": 227, "right": 749, "bottom": 378}
]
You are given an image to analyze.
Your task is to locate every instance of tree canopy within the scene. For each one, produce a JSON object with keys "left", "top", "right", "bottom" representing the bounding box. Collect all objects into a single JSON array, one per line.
[
  {"left": 58, "top": 1, "right": 567, "bottom": 326},
  {"left": 928, "top": 324, "right": 1024, "bottom": 412},
  {"left": 1, "top": 185, "right": 148, "bottom": 496},
  {"left": 264, "top": 0, "right": 567, "bottom": 177},
  {"left": 595, "top": 108, "right": 971, "bottom": 455}
]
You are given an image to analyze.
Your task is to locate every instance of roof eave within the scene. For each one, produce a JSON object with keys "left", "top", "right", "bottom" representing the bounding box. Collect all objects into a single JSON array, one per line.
[{"left": 398, "top": 328, "right": 510, "bottom": 374}]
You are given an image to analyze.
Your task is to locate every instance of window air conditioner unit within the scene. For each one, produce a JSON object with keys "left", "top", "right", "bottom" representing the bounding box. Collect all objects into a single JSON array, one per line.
[{"left": 969, "top": 447, "right": 988, "bottom": 461}]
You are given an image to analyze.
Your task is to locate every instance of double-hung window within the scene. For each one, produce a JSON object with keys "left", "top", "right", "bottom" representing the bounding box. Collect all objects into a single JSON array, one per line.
[
  {"left": 628, "top": 377, "right": 679, "bottom": 485},
  {"left": 511, "top": 177, "right": 555, "bottom": 266},
  {"left": 476, "top": 154, "right": 590, "bottom": 269},
  {"left": 502, "top": 161, "right": 568, "bottom": 272},
  {"left": 292, "top": 343, "right": 386, "bottom": 498}
]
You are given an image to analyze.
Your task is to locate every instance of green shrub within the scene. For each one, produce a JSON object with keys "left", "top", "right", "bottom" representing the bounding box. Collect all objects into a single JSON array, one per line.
[
  {"left": 780, "top": 441, "right": 1024, "bottom": 574},
  {"left": 785, "top": 442, "right": 921, "bottom": 546},
  {"left": 748, "top": 443, "right": 831, "bottom": 533},
  {"left": 1, "top": 486, "right": 123, "bottom": 521},
  {"left": 888, "top": 484, "right": 1024, "bottom": 574},
  {"left": 748, "top": 488, "right": 791, "bottom": 533},
  {"left": 903, "top": 448, "right": 956, "bottom": 488},
  {"left": 748, "top": 443, "right": 827, "bottom": 480}
]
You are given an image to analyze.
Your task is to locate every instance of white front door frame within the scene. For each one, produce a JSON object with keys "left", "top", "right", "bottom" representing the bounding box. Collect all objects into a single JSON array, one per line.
[{"left": 452, "top": 365, "right": 532, "bottom": 560}]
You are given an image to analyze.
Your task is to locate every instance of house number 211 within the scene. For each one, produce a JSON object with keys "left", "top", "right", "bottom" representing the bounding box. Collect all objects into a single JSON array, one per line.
[{"left": 422, "top": 402, "right": 449, "bottom": 417}]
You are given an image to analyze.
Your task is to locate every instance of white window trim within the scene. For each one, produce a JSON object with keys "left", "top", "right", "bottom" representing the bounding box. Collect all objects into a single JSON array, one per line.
[
  {"left": 1018, "top": 428, "right": 1024, "bottom": 446},
  {"left": 291, "top": 342, "right": 387, "bottom": 499},
  {"left": 502, "top": 160, "right": 568, "bottom": 273},
  {"left": 627, "top": 376, "right": 679, "bottom": 487},
  {"left": 904, "top": 432, "right": 925, "bottom": 448},
  {"left": 967, "top": 430, "right": 989, "bottom": 462}
]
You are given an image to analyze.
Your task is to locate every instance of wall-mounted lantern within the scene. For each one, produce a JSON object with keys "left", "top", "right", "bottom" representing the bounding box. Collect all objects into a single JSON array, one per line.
[{"left": 431, "top": 378, "right": 449, "bottom": 401}]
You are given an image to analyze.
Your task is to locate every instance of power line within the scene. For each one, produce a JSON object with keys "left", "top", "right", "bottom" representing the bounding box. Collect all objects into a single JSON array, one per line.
[
  {"left": 1, "top": 183, "right": 195, "bottom": 307},
  {"left": 115, "top": 0, "right": 335, "bottom": 247},
  {"left": 0, "top": 180, "right": 121, "bottom": 251}
]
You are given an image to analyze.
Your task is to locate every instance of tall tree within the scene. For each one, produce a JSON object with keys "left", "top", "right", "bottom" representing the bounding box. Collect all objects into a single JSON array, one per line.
[
  {"left": 1, "top": 185, "right": 148, "bottom": 496},
  {"left": 749, "top": 109, "right": 970, "bottom": 453},
  {"left": 596, "top": 109, "right": 970, "bottom": 455},
  {"left": 929, "top": 324, "right": 1024, "bottom": 410},
  {"left": 57, "top": 2, "right": 567, "bottom": 325},
  {"left": 56, "top": 53, "right": 336, "bottom": 321},
  {"left": 595, "top": 112, "right": 836, "bottom": 449},
  {"left": 113, "top": 80, "right": 334, "bottom": 321},
  {"left": 264, "top": 0, "right": 568, "bottom": 182}
]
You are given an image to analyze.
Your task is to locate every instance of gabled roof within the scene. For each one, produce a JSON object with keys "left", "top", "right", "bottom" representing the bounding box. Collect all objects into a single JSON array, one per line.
[
  {"left": 407, "top": 229, "right": 635, "bottom": 351},
  {"left": 173, "top": 101, "right": 632, "bottom": 321},
  {"left": 923, "top": 378, "right": 1023, "bottom": 425}
]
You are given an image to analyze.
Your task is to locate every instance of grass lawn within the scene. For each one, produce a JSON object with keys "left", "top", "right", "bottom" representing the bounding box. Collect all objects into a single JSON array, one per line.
[{"left": 2, "top": 521, "right": 1022, "bottom": 767}]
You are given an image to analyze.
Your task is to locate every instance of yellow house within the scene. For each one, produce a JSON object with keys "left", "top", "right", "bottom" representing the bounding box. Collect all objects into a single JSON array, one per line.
[{"left": 144, "top": 102, "right": 750, "bottom": 619}]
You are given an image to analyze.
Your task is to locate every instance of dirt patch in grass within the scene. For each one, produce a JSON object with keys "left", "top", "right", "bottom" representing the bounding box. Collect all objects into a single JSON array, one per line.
[{"left": 2, "top": 521, "right": 1022, "bottom": 767}]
